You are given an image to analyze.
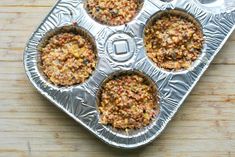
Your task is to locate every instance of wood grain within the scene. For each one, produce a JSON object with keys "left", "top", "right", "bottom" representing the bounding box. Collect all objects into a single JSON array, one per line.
[{"left": 0, "top": 0, "right": 235, "bottom": 157}]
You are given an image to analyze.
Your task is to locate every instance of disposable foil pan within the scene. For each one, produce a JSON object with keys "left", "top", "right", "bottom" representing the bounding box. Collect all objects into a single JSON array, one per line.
[{"left": 23, "top": 0, "right": 235, "bottom": 149}]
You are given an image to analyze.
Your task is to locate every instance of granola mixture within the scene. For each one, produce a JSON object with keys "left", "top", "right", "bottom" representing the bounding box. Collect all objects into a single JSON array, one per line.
[
  {"left": 40, "top": 32, "right": 96, "bottom": 86},
  {"left": 144, "top": 13, "right": 204, "bottom": 70},
  {"left": 86, "top": 0, "right": 140, "bottom": 26},
  {"left": 99, "top": 73, "right": 158, "bottom": 129}
]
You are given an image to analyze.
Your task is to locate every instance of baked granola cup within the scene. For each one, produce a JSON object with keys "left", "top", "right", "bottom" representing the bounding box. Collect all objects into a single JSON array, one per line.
[
  {"left": 37, "top": 25, "right": 98, "bottom": 87},
  {"left": 84, "top": 0, "right": 144, "bottom": 26},
  {"left": 96, "top": 71, "right": 160, "bottom": 135},
  {"left": 144, "top": 9, "right": 204, "bottom": 71}
]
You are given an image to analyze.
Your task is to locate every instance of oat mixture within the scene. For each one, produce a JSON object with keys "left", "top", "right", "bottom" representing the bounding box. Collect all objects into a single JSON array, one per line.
[
  {"left": 86, "top": 0, "right": 140, "bottom": 26},
  {"left": 144, "top": 13, "right": 204, "bottom": 70},
  {"left": 99, "top": 74, "right": 158, "bottom": 129},
  {"left": 40, "top": 32, "right": 96, "bottom": 86}
]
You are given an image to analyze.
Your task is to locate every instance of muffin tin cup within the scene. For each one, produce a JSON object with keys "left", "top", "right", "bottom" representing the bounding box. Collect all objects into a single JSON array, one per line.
[
  {"left": 143, "top": 9, "right": 205, "bottom": 72},
  {"left": 24, "top": 0, "right": 235, "bottom": 149},
  {"left": 96, "top": 70, "right": 160, "bottom": 137},
  {"left": 37, "top": 25, "right": 98, "bottom": 88},
  {"left": 84, "top": 0, "right": 144, "bottom": 26}
]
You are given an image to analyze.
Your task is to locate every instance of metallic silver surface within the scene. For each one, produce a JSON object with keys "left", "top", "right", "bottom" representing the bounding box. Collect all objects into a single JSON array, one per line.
[{"left": 24, "top": 0, "right": 235, "bottom": 149}]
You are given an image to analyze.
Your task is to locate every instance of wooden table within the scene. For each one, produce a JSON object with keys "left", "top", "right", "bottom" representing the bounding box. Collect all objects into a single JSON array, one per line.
[{"left": 0, "top": 0, "right": 235, "bottom": 156}]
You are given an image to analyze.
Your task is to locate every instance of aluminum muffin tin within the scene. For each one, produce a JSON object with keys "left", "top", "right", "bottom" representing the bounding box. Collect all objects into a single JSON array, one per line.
[{"left": 24, "top": 0, "right": 235, "bottom": 149}]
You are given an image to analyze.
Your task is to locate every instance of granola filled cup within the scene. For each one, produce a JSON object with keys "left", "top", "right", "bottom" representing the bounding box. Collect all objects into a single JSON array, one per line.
[
  {"left": 97, "top": 71, "right": 159, "bottom": 130},
  {"left": 38, "top": 26, "right": 97, "bottom": 86},
  {"left": 85, "top": 0, "right": 143, "bottom": 26},
  {"left": 144, "top": 10, "right": 204, "bottom": 71}
]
